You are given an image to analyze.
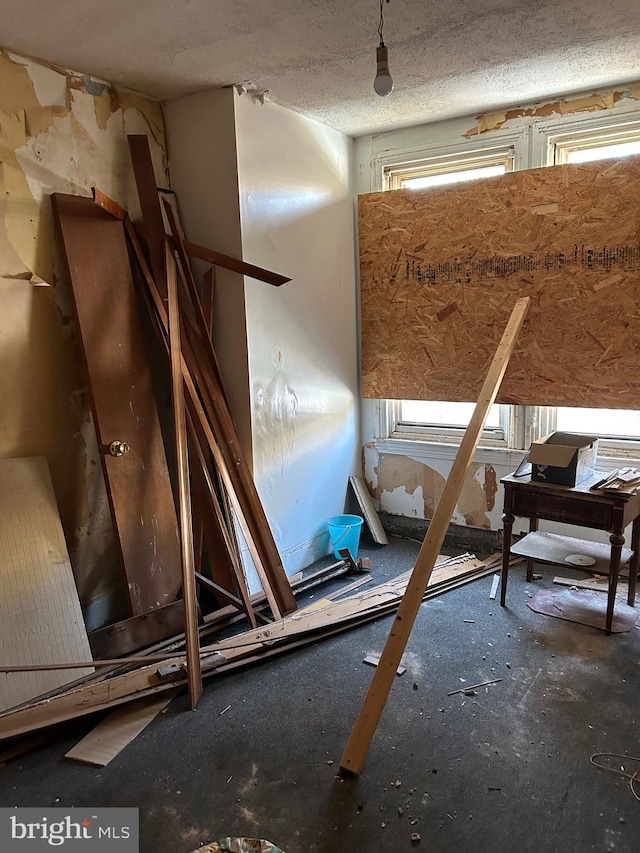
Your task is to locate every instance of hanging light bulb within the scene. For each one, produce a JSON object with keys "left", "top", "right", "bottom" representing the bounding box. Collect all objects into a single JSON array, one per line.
[
  {"left": 374, "top": 0, "right": 393, "bottom": 96},
  {"left": 374, "top": 42, "right": 393, "bottom": 96}
]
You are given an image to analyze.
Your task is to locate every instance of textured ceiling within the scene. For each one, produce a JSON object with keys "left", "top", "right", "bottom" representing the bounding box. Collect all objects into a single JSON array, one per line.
[{"left": 3, "top": 0, "right": 640, "bottom": 136}]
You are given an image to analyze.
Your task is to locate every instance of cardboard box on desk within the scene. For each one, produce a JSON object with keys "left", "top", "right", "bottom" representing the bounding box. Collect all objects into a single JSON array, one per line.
[{"left": 529, "top": 432, "right": 599, "bottom": 486}]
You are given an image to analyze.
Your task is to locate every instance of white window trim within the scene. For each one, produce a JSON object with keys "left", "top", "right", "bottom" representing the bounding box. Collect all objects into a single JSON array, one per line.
[{"left": 369, "top": 126, "right": 530, "bottom": 193}]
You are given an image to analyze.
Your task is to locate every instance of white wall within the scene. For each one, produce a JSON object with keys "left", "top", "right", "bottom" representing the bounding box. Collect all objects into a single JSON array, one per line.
[
  {"left": 165, "top": 89, "right": 359, "bottom": 585},
  {"left": 235, "top": 93, "right": 359, "bottom": 575}
]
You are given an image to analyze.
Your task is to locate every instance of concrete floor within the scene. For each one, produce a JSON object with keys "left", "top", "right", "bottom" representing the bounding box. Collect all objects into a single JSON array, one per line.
[{"left": 1, "top": 535, "right": 639, "bottom": 853}]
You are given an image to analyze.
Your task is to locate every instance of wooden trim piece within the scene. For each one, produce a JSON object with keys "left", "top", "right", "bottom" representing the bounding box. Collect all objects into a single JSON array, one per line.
[
  {"left": 350, "top": 475, "right": 389, "bottom": 545},
  {"left": 0, "top": 555, "right": 498, "bottom": 740},
  {"left": 339, "top": 297, "right": 531, "bottom": 776},
  {"left": 183, "top": 240, "right": 290, "bottom": 286},
  {"left": 127, "top": 135, "right": 167, "bottom": 296},
  {"left": 88, "top": 600, "right": 186, "bottom": 661},
  {"left": 91, "top": 188, "right": 126, "bottom": 220},
  {"left": 167, "top": 245, "right": 202, "bottom": 709}
]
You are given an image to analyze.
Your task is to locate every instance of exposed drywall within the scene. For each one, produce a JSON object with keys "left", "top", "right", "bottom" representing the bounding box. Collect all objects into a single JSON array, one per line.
[
  {"left": 0, "top": 49, "right": 169, "bottom": 625},
  {"left": 365, "top": 446, "right": 497, "bottom": 530},
  {"left": 465, "top": 86, "right": 640, "bottom": 137}
]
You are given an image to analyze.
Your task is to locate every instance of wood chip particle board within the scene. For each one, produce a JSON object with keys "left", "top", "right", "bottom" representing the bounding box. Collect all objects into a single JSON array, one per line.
[
  {"left": 0, "top": 457, "right": 94, "bottom": 713},
  {"left": 359, "top": 157, "right": 640, "bottom": 408}
]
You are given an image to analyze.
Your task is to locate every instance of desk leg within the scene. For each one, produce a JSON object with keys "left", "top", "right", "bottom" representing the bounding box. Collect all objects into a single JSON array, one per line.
[
  {"left": 628, "top": 517, "right": 640, "bottom": 607},
  {"left": 500, "top": 511, "right": 515, "bottom": 607},
  {"left": 607, "top": 532, "right": 625, "bottom": 635},
  {"left": 526, "top": 516, "right": 538, "bottom": 582}
]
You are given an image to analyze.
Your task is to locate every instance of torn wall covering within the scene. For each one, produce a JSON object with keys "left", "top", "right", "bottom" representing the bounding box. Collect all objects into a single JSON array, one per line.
[
  {"left": 0, "top": 49, "right": 169, "bottom": 626},
  {"left": 363, "top": 443, "right": 501, "bottom": 530}
]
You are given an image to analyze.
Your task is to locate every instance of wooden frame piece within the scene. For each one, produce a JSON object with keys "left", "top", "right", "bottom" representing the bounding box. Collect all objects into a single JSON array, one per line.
[
  {"left": 183, "top": 240, "right": 291, "bottom": 287},
  {"left": 166, "top": 244, "right": 202, "bottom": 708},
  {"left": 127, "top": 135, "right": 167, "bottom": 295},
  {"left": 339, "top": 297, "right": 531, "bottom": 776}
]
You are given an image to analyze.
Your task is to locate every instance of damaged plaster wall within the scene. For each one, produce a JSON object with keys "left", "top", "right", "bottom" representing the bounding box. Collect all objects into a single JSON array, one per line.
[
  {"left": 234, "top": 93, "right": 358, "bottom": 577},
  {"left": 0, "top": 48, "right": 169, "bottom": 627},
  {"left": 355, "top": 84, "right": 640, "bottom": 537}
]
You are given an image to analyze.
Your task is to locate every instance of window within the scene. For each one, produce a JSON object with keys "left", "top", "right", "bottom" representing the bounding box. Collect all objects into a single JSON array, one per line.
[
  {"left": 384, "top": 146, "right": 514, "bottom": 190},
  {"left": 382, "top": 147, "right": 518, "bottom": 446},
  {"left": 544, "top": 120, "right": 640, "bottom": 450},
  {"left": 548, "top": 119, "right": 640, "bottom": 165},
  {"left": 380, "top": 115, "right": 640, "bottom": 454}
]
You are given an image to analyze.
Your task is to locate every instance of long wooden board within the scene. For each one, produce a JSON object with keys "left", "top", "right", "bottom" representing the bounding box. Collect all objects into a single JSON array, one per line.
[
  {"left": 350, "top": 475, "right": 388, "bottom": 545},
  {"left": 166, "top": 247, "right": 202, "bottom": 708},
  {"left": 340, "top": 297, "right": 530, "bottom": 775},
  {"left": 52, "top": 194, "right": 182, "bottom": 616},
  {"left": 359, "top": 158, "right": 640, "bottom": 407},
  {"left": 0, "top": 457, "right": 94, "bottom": 712}
]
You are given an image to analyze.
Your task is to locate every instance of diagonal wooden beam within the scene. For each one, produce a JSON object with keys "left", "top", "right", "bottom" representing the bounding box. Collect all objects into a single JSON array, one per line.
[
  {"left": 183, "top": 239, "right": 290, "bottom": 286},
  {"left": 339, "top": 296, "right": 531, "bottom": 776}
]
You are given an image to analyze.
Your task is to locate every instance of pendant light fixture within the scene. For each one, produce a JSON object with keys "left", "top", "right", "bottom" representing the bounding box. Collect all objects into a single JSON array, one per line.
[{"left": 374, "top": 0, "right": 393, "bottom": 96}]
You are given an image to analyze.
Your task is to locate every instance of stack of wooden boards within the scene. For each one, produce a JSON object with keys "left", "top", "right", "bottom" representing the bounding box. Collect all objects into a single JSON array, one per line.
[{"left": 0, "top": 552, "right": 506, "bottom": 755}]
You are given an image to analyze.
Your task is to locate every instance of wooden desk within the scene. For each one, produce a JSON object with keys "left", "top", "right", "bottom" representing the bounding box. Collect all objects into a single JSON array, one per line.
[{"left": 500, "top": 472, "right": 640, "bottom": 634}]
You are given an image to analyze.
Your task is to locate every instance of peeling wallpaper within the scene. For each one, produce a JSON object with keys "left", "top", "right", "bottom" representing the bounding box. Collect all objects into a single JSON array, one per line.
[{"left": 0, "top": 49, "right": 168, "bottom": 622}]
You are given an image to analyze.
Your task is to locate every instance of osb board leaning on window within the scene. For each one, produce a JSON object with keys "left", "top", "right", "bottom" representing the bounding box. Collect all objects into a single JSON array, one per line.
[{"left": 359, "top": 157, "right": 640, "bottom": 407}]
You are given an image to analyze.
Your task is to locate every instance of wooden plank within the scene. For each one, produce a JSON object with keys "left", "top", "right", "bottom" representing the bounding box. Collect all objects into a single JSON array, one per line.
[
  {"left": 184, "top": 240, "right": 290, "bottom": 286},
  {"left": 202, "top": 267, "right": 215, "bottom": 333},
  {"left": 65, "top": 690, "right": 179, "bottom": 766},
  {"left": 511, "top": 531, "right": 632, "bottom": 574},
  {"left": 339, "top": 297, "right": 530, "bottom": 776},
  {"left": 553, "top": 575, "right": 627, "bottom": 593},
  {"left": 350, "top": 475, "right": 388, "bottom": 545},
  {"left": 88, "top": 600, "right": 186, "bottom": 660},
  {"left": 52, "top": 193, "right": 182, "bottom": 616},
  {"left": 0, "top": 457, "right": 94, "bottom": 712},
  {"left": 359, "top": 157, "right": 640, "bottom": 408},
  {"left": 91, "top": 187, "right": 126, "bottom": 220},
  {"left": 166, "top": 245, "right": 202, "bottom": 708},
  {"left": 127, "top": 135, "right": 167, "bottom": 296}
]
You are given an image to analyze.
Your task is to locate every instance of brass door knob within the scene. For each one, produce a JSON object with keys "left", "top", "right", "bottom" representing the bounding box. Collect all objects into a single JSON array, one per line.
[{"left": 108, "top": 440, "right": 129, "bottom": 457}]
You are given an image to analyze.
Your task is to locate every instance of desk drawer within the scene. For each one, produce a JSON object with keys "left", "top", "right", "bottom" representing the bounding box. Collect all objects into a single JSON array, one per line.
[{"left": 512, "top": 491, "right": 614, "bottom": 529}]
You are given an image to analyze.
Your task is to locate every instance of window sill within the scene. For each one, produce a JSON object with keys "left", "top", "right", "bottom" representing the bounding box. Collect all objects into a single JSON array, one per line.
[{"left": 374, "top": 434, "right": 640, "bottom": 472}]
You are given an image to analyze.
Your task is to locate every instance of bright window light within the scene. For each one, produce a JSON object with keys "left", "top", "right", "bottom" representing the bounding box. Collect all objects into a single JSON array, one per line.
[
  {"left": 401, "top": 164, "right": 506, "bottom": 190},
  {"left": 401, "top": 400, "right": 501, "bottom": 428},
  {"left": 567, "top": 140, "right": 640, "bottom": 164},
  {"left": 556, "top": 407, "right": 640, "bottom": 440}
]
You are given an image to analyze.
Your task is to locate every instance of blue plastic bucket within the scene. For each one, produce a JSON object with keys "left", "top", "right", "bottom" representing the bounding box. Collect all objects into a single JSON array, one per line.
[{"left": 327, "top": 514, "right": 364, "bottom": 560}]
